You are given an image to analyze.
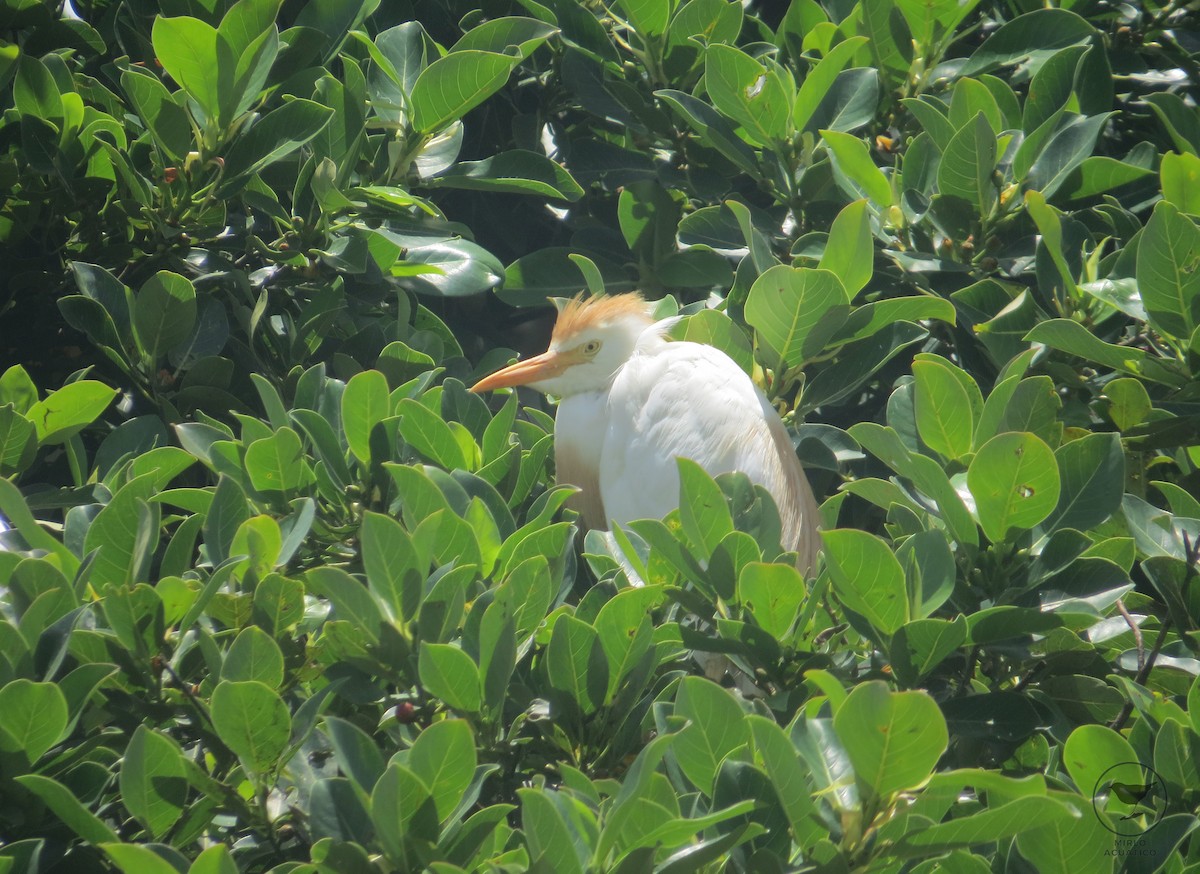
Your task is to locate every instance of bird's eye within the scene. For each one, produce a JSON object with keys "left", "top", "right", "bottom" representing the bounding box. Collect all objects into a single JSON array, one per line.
[{"left": 581, "top": 340, "right": 601, "bottom": 355}]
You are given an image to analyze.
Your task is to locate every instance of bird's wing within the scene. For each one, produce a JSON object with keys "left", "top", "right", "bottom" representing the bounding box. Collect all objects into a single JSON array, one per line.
[
  {"left": 600, "top": 340, "right": 821, "bottom": 572},
  {"left": 554, "top": 389, "right": 608, "bottom": 531}
]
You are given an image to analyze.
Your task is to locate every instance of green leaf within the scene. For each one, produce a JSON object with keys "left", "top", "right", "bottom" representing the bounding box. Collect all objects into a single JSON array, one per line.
[
  {"left": 520, "top": 788, "right": 588, "bottom": 874},
  {"left": 221, "top": 99, "right": 334, "bottom": 194},
  {"left": 818, "top": 200, "right": 873, "bottom": 298},
  {"left": 672, "top": 676, "right": 750, "bottom": 796},
  {"left": 342, "top": 369, "right": 390, "bottom": 465},
  {"left": 222, "top": 625, "right": 285, "bottom": 688},
  {"left": 959, "top": 9, "right": 1094, "bottom": 78},
  {"left": 745, "top": 265, "right": 850, "bottom": 368},
  {"left": 419, "top": 642, "right": 482, "bottom": 713},
  {"left": 820, "top": 129, "right": 892, "bottom": 207},
  {"left": 119, "top": 725, "right": 188, "bottom": 839},
  {"left": 655, "top": 89, "right": 760, "bottom": 178},
  {"left": 937, "top": 112, "right": 996, "bottom": 214},
  {"left": 1042, "top": 432, "right": 1123, "bottom": 534},
  {"left": 325, "top": 715, "right": 384, "bottom": 792},
  {"left": 372, "top": 763, "right": 438, "bottom": 863},
  {"left": 84, "top": 474, "right": 160, "bottom": 589},
  {"left": 546, "top": 613, "right": 607, "bottom": 717},
  {"left": 0, "top": 679, "right": 67, "bottom": 761},
  {"left": 410, "top": 51, "right": 517, "bottom": 133},
  {"left": 245, "top": 427, "right": 311, "bottom": 493},
  {"left": 704, "top": 44, "right": 790, "bottom": 147},
  {"left": 968, "top": 432, "right": 1060, "bottom": 542},
  {"left": 821, "top": 529, "right": 908, "bottom": 635},
  {"left": 16, "top": 775, "right": 119, "bottom": 844},
  {"left": 1161, "top": 150, "right": 1200, "bottom": 214},
  {"left": 891, "top": 617, "right": 969, "bottom": 685},
  {"left": 502, "top": 247, "right": 635, "bottom": 304},
  {"left": 452, "top": 16, "right": 559, "bottom": 59},
  {"left": 1024, "top": 319, "right": 1149, "bottom": 378},
  {"left": 204, "top": 475, "right": 250, "bottom": 567},
  {"left": 210, "top": 680, "right": 292, "bottom": 773},
  {"left": 833, "top": 680, "right": 948, "bottom": 797},
  {"left": 0, "top": 364, "right": 37, "bottom": 414},
  {"left": 893, "top": 795, "right": 1080, "bottom": 856},
  {"left": 677, "top": 457, "right": 734, "bottom": 556},
  {"left": 1063, "top": 724, "right": 1141, "bottom": 816},
  {"left": 672, "top": 309, "right": 754, "bottom": 375},
  {"left": 746, "top": 716, "right": 824, "bottom": 848},
  {"left": 26, "top": 380, "right": 116, "bottom": 445},
  {"left": 424, "top": 149, "right": 583, "bottom": 200},
  {"left": 617, "top": 0, "right": 674, "bottom": 38},
  {"left": 912, "top": 356, "right": 980, "bottom": 461},
  {"left": 152, "top": 16, "right": 220, "bottom": 121},
  {"left": 833, "top": 296, "right": 956, "bottom": 343},
  {"left": 133, "top": 270, "right": 196, "bottom": 357},
  {"left": 397, "top": 397, "right": 468, "bottom": 470},
  {"left": 0, "top": 406, "right": 36, "bottom": 476},
  {"left": 1101, "top": 378, "right": 1151, "bottom": 431},
  {"left": 1137, "top": 200, "right": 1200, "bottom": 340},
  {"left": 104, "top": 845, "right": 207, "bottom": 869},
  {"left": 737, "top": 562, "right": 805, "bottom": 639},
  {"left": 361, "top": 511, "right": 421, "bottom": 623},
  {"left": 618, "top": 180, "right": 683, "bottom": 263},
  {"left": 120, "top": 70, "right": 193, "bottom": 162},
  {"left": 792, "top": 37, "right": 868, "bottom": 134},
  {"left": 408, "top": 718, "right": 476, "bottom": 822},
  {"left": 1015, "top": 793, "right": 1112, "bottom": 874}
]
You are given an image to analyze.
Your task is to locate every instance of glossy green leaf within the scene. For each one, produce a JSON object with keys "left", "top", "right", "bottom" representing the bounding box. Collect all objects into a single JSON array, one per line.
[
  {"left": 419, "top": 642, "right": 482, "bottom": 713},
  {"left": 222, "top": 625, "right": 285, "bottom": 689},
  {"left": 410, "top": 51, "right": 517, "bottom": 133},
  {"left": 342, "top": 369, "right": 390, "bottom": 465},
  {"left": 677, "top": 457, "right": 734, "bottom": 556},
  {"left": 745, "top": 265, "right": 850, "bottom": 369},
  {"left": 409, "top": 718, "right": 476, "bottom": 822},
  {"left": 210, "top": 680, "right": 292, "bottom": 772},
  {"left": 821, "top": 529, "right": 908, "bottom": 635},
  {"left": 16, "top": 775, "right": 119, "bottom": 844},
  {"left": 1137, "top": 200, "right": 1200, "bottom": 340},
  {"left": 26, "top": 380, "right": 116, "bottom": 445},
  {"left": 833, "top": 680, "right": 948, "bottom": 797},
  {"left": 151, "top": 16, "right": 220, "bottom": 120},
  {"left": 821, "top": 129, "right": 892, "bottom": 207},
  {"left": 937, "top": 112, "right": 996, "bottom": 214},
  {"left": 818, "top": 200, "right": 873, "bottom": 298},
  {"left": 426, "top": 149, "right": 582, "bottom": 200},
  {"left": 119, "top": 726, "right": 188, "bottom": 839},
  {"left": 968, "top": 432, "right": 1060, "bottom": 542},
  {"left": 705, "top": 44, "right": 790, "bottom": 147},
  {"left": 245, "top": 427, "right": 312, "bottom": 493},
  {"left": 618, "top": 0, "right": 673, "bottom": 38},
  {"left": 672, "top": 677, "right": 749, "bottom": 796},
  {"left": 0, "top": 679, "right": 67, "bottom": 761},
  {"left": 912, "top": 356, "right": 980, "bottom": 461}
]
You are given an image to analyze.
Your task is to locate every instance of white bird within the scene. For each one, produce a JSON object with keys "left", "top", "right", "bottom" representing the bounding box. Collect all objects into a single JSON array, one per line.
[{"left": 470, "top": 293, "right": 822, "bottom": 575}]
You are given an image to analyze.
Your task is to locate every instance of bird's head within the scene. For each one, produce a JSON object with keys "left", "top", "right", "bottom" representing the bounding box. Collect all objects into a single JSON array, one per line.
[{"left": 470, "top": 293, "right": 656, "bottom": 397}]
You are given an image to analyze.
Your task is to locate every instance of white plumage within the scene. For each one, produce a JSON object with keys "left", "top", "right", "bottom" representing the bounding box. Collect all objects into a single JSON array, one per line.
[{"left": 471, "top": 293, "right": 821, "bottom": 574}]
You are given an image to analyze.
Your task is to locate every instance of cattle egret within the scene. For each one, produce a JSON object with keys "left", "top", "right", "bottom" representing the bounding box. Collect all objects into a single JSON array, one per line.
[{"left": 470, "top": 293, "right": 822, "bottom": 574}]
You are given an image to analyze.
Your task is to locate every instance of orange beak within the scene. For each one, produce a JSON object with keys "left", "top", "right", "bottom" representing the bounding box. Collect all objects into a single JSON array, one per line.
[{"left": 469, "top": 350, "right": 568, "bottom": 393}]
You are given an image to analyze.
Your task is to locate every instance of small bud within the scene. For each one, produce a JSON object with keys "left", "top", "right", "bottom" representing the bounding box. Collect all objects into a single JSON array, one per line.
[{"left": 395, "top": 702, "right": 417, "bottom": 723}]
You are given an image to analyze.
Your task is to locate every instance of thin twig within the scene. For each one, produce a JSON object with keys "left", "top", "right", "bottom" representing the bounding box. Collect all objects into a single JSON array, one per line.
[{"left": 1116, "top": 599, "right": 1144, "bottom": 674}]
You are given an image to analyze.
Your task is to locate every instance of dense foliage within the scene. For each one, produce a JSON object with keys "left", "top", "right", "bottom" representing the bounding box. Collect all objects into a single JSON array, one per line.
[{"left": 1, "top": 0, "right": 1199, "bottom": 870}]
